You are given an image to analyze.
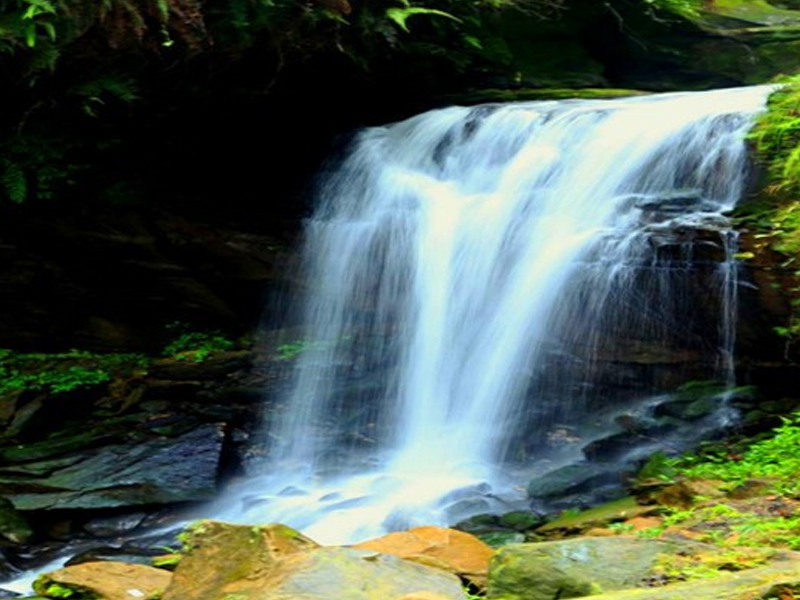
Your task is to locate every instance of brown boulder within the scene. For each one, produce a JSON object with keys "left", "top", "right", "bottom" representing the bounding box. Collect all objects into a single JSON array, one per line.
[
  {"left": 33, "top": 561, "right": 171, "bottom": 600},
  {"left": 355, "top": 525, "right": 494, "bottom": 587}
]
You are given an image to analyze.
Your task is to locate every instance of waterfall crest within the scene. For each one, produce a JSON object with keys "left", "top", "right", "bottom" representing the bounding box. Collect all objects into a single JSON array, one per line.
[{"left": 220, "top": 85, "right": 773, "bottom": 543}]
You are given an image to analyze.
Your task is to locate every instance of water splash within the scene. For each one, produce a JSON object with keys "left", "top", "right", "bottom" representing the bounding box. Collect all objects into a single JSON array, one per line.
[{"left": 218, "top": 85, "right": 773, "bottom": 543}]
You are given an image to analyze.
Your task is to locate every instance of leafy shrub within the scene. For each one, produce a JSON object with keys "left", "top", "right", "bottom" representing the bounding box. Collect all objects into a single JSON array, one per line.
[
  {"left": 665, "top": 411, "right": 800, "bottom": 496},
  {"left": 0, "top": 348, "right": 145, "bottom": 396},
  {"left": 162, "top": 331, "right": 234, "bottom": 362}
]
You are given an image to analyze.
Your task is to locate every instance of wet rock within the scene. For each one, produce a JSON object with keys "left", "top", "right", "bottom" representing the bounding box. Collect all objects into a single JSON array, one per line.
[
  {"left": 32, "top": 560, "right": 171, "bottom": 600},
  {"left": 498, "top": 511, "right": 544, "bottom": 531},
  {"left": 536, "top": 496, "right": 659, "bottom": 535},
  {"left": 526, "top": 463, "right": 618, "bottom": 501},
  {"left": 82, "top": 512, "right": 148, "bottom": 538},
  {"left": 454, "top": 514, "right": 501, "bottom": 535},
  {"left": 64, "top": 545, "right": 168, "bottom": 567},
  {"left": 2, "top": 423, "right": 225, "bottom": 510},
  {"left": 654, "top": 396, "right": 721, "bottom": 421}
]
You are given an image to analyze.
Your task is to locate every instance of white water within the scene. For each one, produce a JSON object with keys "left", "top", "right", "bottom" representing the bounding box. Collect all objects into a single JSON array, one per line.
[{"left": 215, "top": 85, "right": 773, "bottom": 544}]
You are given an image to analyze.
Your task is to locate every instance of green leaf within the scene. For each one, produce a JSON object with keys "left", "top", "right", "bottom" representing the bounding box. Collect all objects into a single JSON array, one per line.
[
  {"left": 1, "top": 161, "right": 27, "bottom": 203},
  {"left": 40, "top": 20, "right": 56, "bottom": 41},
  {"left": 385, "top": 6, "right": 461, "bottom": 33},
  {"left": 463, "top": 35, "right": 483, "bottom": 50},
  {"left": 22, "top": 0, "right": 56, "bottom": 19},
  {"left": 24, "top": 23, "right": 36, "bottom": 47}
]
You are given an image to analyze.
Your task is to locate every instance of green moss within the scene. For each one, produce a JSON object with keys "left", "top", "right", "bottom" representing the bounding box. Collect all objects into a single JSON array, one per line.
[
  {"left": 442, "top": 88, "right": 648, "bottom": 106},
  {"left": 651, "top": 547, "right": 775, "bottom": 583},
  {"left": 537, "top": 496, "right": 651, "bottom": 532},
  {"left": 32, "top": 578, "right": 98, "bottom": 599}
]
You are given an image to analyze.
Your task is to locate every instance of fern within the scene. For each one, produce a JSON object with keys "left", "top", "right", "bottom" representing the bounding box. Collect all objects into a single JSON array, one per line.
[
  {"left": 385, "top": 5, "right": 461, "bottom": 33},
  {"left": 1, "top": 160, "right": 27, "bottom": 203}
]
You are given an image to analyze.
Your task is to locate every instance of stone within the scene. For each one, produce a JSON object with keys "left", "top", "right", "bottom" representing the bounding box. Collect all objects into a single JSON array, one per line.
[
  {"left": 32, "top": 561, "right": 171, "bottom": 600},
  {"left": 486, "top": 536, "right": 722, "bottom": 600},
  {"left": 2, "top": 423, "right": 225, "bottom": 510},
  {"left": 527, "top": 463, "right": 617, "bottom": 500},
  {"left": 536, "top": 496, "right": 658, "bottom": 534},
  {"left": 355, "top": 525, "right": 495, "bottom": 588},
  {"left": 82, "top": 512, "right": 148, "bottom": 537},
  {"left": 560, "top": 558, "right": 800, "bottom": 600},
  {"left": 163, "top": 521, "right": 319, "bottom": 600},
  {"left": 161, "top": 521, "right": 468, "bottom": 600}
]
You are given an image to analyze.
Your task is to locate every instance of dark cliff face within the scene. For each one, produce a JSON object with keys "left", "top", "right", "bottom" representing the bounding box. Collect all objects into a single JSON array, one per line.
[
  {"left": 3, "top": 0, "right": 800, "bottom": 353},
  {"left": 0, "top": 205, "right": 302, "bottom": 352}
]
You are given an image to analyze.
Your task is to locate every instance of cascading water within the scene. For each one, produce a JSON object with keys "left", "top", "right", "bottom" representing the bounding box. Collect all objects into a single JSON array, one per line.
[{"left": 218, "top": 85, "right": 773, "bottom": 544}]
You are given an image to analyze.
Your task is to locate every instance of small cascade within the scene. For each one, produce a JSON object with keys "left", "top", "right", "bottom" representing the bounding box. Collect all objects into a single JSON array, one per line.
[{"left": 217, "top": 85, "right": 773, "bottom": 543}]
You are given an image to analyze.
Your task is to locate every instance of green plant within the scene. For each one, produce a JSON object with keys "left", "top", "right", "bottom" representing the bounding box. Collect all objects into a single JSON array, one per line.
[
  {"left": 739, "top": 75, "right": 800, "bottom": 341},
  {"left": 275, "top": 340, "right": 310, "bottom": 360},
  {"left": 0, "top": 348, "right": 146, "bottom": 396},
  {"left": 665, "top": 412, "right": 800, "bottom": 495},
  {"left": 162, "top": 331, "right": 234, "bottom": 362}
]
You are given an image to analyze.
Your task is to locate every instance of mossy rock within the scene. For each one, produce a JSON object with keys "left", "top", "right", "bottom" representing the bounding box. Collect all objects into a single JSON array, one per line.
[
  {"left": 537, "top": 496, "right": 657, "bottom": 534},
  {"left": 486, "top": 536, "right": 781, "bottom": 600}
]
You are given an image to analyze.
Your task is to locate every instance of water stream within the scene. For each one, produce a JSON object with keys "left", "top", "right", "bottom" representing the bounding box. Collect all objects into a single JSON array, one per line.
[
  {"left": 208, "top": 85, "right": 775, "bottom": 544},
  {"left": 0, "top": 85, "right": 778, "bottom": 596}
]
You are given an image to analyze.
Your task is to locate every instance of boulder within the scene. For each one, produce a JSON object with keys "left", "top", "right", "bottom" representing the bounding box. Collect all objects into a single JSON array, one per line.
[
  {"left": 565, "top": 559, "right": 800, "bottom": 600},
  {"left": 355, "top": 525, "right": 495, "bottom": 587},
  {"left": 161, "top": 521, "right": 468, "bottom": 600},
  {"left": 486, "top": 536, "right": 718, "bottom": 600},
  {"left": 527, "top": 463, "right": 618, "bottom": 501},
  {"left": 164, "top": 520, "right": 319, "bottom": 599},
  {"left": 32, "top": 561, "right": 171, "bottom": 600}
]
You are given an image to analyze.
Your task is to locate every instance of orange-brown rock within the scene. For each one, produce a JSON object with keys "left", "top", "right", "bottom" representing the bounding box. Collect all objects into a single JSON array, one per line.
[
  {"left": 33, "top": 561, "right": 172, "bottom": 600},
  {"left": 355, "top": 525, "right": 494, "bottom": 588}
]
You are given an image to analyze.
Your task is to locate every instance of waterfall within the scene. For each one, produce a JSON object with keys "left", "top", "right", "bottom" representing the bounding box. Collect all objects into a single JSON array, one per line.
[{"left": 219, "top": 85, "right": 773, "bottom": 543}]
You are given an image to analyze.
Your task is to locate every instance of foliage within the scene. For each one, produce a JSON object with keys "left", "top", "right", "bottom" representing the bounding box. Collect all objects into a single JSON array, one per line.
[
  {"left": 642, "top": 0, "right": 699, "bottom": 17},
  {"left": 625, "top": 412, "right": 800, "bottom": 551},
  {"left": 0, "top": 348, "right": 145, "bottom": 396},
  {"left": 740, "top": 75, "right": 800, "bottom": 340},
  {"left": 275, "top": 339, "right": 310, "bottom": 360},
  {"left": 0, "top": 0, "right": 715, "bottom": 209},
  {"left": 747, "top": 75, "right": 800, "bottom": 200},
  {"left": 162, "top": 330, "right": 235, "bottom": 362},
  {"left": 663, "top": 412, "right": 800, "bottom": 495}
]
